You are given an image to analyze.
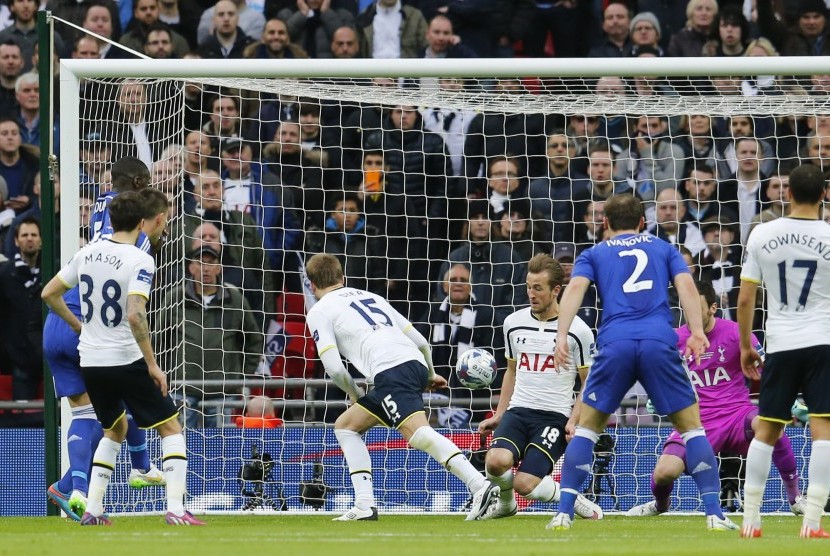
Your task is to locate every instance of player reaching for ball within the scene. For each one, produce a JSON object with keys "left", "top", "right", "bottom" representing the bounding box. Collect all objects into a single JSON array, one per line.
[
  {"left": 477, "top": 254, "right": 603, "bottom": 520},
  {"left": 304, "top": 254, "right": 499, "bottom": 521}
]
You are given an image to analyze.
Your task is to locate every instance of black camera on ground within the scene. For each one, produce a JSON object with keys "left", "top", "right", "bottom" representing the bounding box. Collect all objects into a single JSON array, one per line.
[
  {"left": 239, "top": 444, "right": 286, "bottom": 511},
  {"left": 300, "top": 461, "right": 331, "bottom": 510},
  {"left": 587, "top": 433, "right": 616, "bottom": 509}
]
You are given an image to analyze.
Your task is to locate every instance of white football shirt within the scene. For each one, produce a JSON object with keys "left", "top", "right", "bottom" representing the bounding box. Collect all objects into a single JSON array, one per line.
[
  {"left": 58, "top": 240, "right": 155, "bottom": 367},
  {"left": 306, "top": 287, "right": 426, "bottom": 380},
  {"left": 742, "top": 217, "right": 830, "bottom": 353},
  {"left": 503, "top": 308, "right": 594, "bottom": 416}
]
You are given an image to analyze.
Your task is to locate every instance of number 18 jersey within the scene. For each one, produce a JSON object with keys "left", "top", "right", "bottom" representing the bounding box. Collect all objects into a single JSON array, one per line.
[
  {"left": 742, "top": 217, "right": 830, "bottom": 353},
  {"left": 573, "top": 233, "right": 689, "bottom": 347},
  {"left": 306, "top": 287, "right": 426, "bottom": 380},
  {"left": 57, "top": 240, "right": 155, "bottom": 367}
]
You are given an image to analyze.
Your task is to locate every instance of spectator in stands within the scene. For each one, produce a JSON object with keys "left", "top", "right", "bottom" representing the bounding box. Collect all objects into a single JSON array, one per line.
[
  {"left": 646, "top": 187, "right": 707, "bottom": 256},
  {"left": 185, "top": 173, "right": 276, "bottom": 330},
  {"left": 749, "top": 168, "right": 790, "bottom": 235},
  {"left": 618, "top": 115, "right": 685, "bottom": 203},
  {"left": 72, "top": 36, "right": 100, "bottom": 59},
  {"left": 150, "top": 156, "right": 181, "bottom": 200},
  {"left": 330, "top": 25, "right": 360, "bottom": 58},
  {"left": 81, "top": 1, "right": 124, "bottom": 59},
  {"left": 421, "top": 13, "right": 477, "bottom": 60},
  {"left": 243, "top": 17, "right": 310, "bottom": 59},
  {"left": 438, "top": 198, "right": 527, "bottom": 310},
  {"left": 586, "top": 141, "right": 631, "bottom": 201},
  {"left": 716, "top": 114, "right": 776, "bottom": 178},
  {"left": 305, "top": 191, "right": 387, "bottom": 295},
  {"left": 338, "top": 77, "right": 396, "bottom": 172},
  {"left": 696, "top": 215, "right": 742, "bottom": 319},
  {"left": 0, "top": 40, "right": 24, "bottom": 118},
  {"left": 484, "top": 155, "right": 529, "bottom": 216},
  {"left": 0, "top": 216, "right": 42, "bottom": 399},
  {"left": 420, "top": 78, "right": 475, "bottom": 177},
  {"left": 157, "top": 0, "right": 200, "bottom": 51},
  {"left": 492, "top": 198, "right": 548, "bottom": 264},
  {"left": 628, "top": 11, "right": 664, "bottom": 56},
  {"left": 79, "top": 131, "right": 111, "bottom": 196},
  {"left": 573, "top": 198, "right": 606, "bottom": 250},
  {"left": 218, "top": 137, "right": 301, "bottom": 279},
  {"left": 589, "top": 1, "right": 632, "bottom": 57},
  {"left": 202, "top": 94, "right": 242, "bottom": 155},
  {"left": 159, "top": 245, "right": 264, "bottom": 428},
  {"left": 566, "top": 113, "right": 604, "bottom": 175},
  {"left": 523, "top": 0, "right": 595, "bottom": 58},
  {"left": 0, "top": 118, "right": 36, "bottom": 215},
  {"left": 276, "top": 0, "right": 355, "bottom": 58},
  {"left": 142, "top": 22, "right": 178, "bottom": 59},
  {"left": 463, "top": 78, "right": 548, "bottom": 193},
  {"left": 758, "top": 0, "right": 830, "bottom": 57},
  {"left": 198, "top": 0, "right": 256, "bottom": 59},
  {"left": 415, "top": 261, "right": 507, "bottom": 425},
  {"left": 182, "top": 129, "right": 216, "bottom": 204},
  {"left": 804, "top": 131, "right": 830, "bottom": 171},
  {"left": 198, "top": 0, "right": 265, "bottom": 48},
  {"left": 0, "top": 0, "right": 63, "bottom": 73},
  {"left": 528, "top": 129, "right": 591, "bottom": 243},
  {"left": 682, "top": 160, "right": 731, "bottom": 225},
  {"left": 551, "top": 240, "right": 601, "bottom": 331},
  {"left": 356, "top": 0, "right": 428, "bottom": 58},
  {"left": 667, "top": 0, "right": 718, "bottom": 57},
  {"left": 120, "top": 0, "right": 190, "bottom": 57},
  {"left": 677, "top": 113, "right": 719, "bottom": 167},
  {"left": 703, "top": 5, "right": 749, "bottom": 56},
  {"left": 298, "top": 101, "right": 338, "bottom": 170},
  {"left": 235, "top": 395, "right": 282, "bottom": 428},
  {"left": 719, "top": 137, "right": 768, "bottom": 243},
  {"left": 15, "top": 72, "right": 59, "bottom": 153},
  {"left": 627, "top": 46, "right": 677, "bottom": 96}
]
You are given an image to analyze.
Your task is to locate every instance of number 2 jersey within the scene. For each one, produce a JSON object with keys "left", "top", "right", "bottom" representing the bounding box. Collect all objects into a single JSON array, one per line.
[
  {"left": 742, "top": 217, "right": 830, "bottom": 353},
  {"left": 572, "top": 233, "right": 688, "bottom": 348},
  {"left": 57, "top": 239, "right": 155, "bottom": 367},
  {"left": 306, "top": 287, "right": 427, "bottom": 381},
  {"left": 503, "top": 308, "right": 594, "bottom": 416}
]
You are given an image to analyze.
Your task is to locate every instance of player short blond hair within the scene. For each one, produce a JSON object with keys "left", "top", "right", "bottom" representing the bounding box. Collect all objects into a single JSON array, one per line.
[
  {"left": 527, "top": 253, "right": 564, "bottom": 289},
  {"left": 306, "top": 253, "right": 344, "bottom": 289}
]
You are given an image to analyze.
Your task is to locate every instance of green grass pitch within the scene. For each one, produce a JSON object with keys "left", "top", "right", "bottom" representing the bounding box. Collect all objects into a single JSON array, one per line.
[{"left": 0, "top": 515, "right": 827, "bottom": 556}]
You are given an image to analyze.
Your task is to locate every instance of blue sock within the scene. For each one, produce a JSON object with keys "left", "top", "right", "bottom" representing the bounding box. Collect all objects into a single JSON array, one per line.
[
  {"left": 125, "top": 414, "right": 151, "bottom": 472},
  {"left": 558, "top": 428, "right": 599, "bottom": 518},
  {"left": 60, "top": 404, "right": 103, "bottom": 495},
  {"left": 682, "top": 429, "right": 723, "bottom": 518}
]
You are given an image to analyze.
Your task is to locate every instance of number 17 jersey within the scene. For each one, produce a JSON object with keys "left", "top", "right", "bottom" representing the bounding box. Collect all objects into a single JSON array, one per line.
[
  {"left": 306, "top": 287, "right": 427, "bottom": 380},
  {"left": 57, "top": 240, "right": 155, "bottom": 367},
  {"left": 573, "top": 233, "right": 689, "bottom": 347}
]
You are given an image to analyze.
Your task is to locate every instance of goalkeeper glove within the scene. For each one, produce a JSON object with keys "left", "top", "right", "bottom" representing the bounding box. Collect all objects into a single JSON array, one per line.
[
  {"left": 645, "top": 398, "right": 656, "bottom": 415},
  {"left": 792, "top": 399, "right": 810, "bottom": 423}
]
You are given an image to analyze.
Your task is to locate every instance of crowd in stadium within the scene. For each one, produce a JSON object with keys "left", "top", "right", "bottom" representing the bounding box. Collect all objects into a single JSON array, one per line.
[{"left": 0, "top": 0, "right": 829, "bottom": 426}]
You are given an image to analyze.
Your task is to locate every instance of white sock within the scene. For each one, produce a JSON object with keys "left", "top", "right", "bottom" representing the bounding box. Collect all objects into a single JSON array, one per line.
[
  {"left": 743, "top": 439, "right": 774, "bottom": 526},
  {"left": 526, "top": 475, "right": 560, "bottom": 503},
  {"left": 334, "top": 429, "right": 375, "bottom": 509},
  {"left": 86, "top": 437, "right": 121, "bottom": 516},
  {"left": 408, "top": 426, "right": 485, "bottom": 492},
  {"left": 162, "top": 434, "right": 187, "bottom": 515},
  {"left": 487, "top": 469, "right": 514, "bottom": 504},
  {"left": 804, "top": 440, "right": 830, "bottom": 531}
]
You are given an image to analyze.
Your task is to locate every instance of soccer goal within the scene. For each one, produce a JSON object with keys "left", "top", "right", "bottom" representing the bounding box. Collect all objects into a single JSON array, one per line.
[{"left": 56, "top": 55, "right": 830, "bottom": 516}]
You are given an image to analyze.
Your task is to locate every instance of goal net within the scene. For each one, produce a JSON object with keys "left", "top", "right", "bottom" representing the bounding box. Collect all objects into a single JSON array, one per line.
[{"left": 57, "top": 55, "right": 828, "bottom": 516}]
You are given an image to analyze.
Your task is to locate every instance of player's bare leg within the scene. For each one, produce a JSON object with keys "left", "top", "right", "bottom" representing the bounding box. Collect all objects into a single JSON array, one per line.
[
  {"left": 332, "top": 405, "right": 383, "bottom": 521},
  {"left": 800, "top": 416, "right": 830, "bottom": 538},
  {"left": 398, "top": 412, "right": 498, "bottom": 520}
]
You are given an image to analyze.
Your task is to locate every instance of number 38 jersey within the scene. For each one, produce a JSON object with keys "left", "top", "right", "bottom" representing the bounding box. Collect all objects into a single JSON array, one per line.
[
  {"left": 503, "top": 308, "right": 594, "bottom": 416},
  {"left": 742, "top": 217, "right": 830, "bottom": 353},
  {"left": 573, "top": 233, "right": 688, "bottom": 348},
  {"left": 306, "top": 287, "right": 427, "bottom": 380},
  {"left": 57, "top": 240, "right": 155, "bottom": 367}
]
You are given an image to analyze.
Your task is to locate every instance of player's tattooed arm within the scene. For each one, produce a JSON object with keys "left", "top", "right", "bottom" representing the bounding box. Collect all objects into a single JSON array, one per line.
[{"left": 127, "top": 295, "right": 151, "bottom": 343}]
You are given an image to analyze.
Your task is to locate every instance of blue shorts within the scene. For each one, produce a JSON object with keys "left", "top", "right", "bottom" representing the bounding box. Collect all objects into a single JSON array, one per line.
[
  {"left": 583, "top": 339, "right": 697, "bottom": 416},
  {"left": 43, "top": 313, "right": 85, "bottom": 398},
  {"left": 358, "top": 361, "right": 429, "bottom": 429},
  {"left": 491, "top": 406, "right": 568, "bottom": 478}
]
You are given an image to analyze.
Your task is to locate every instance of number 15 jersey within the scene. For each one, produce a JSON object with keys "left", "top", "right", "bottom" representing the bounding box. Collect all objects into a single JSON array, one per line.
[
  {"left": 573, "top": 233, "right": 689, "bottom": 348},
  {"left": 57, "top": 240, "right": 155, "bottom": 367},
  {"left": 306, "top": 287, "right": 427, "bottom": 380},
  {"left": 741, "top": 217, "right": 830, "bottom": 353}
]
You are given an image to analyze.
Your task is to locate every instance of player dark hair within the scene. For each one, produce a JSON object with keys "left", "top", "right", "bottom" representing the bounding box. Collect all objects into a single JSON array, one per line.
[
  {"left": 139, "top": 187, "right": 169, "bottom": 219},
  {"left": 306, "top": 253, "right": 343, "bottom": 290},
  {"left": 695, "top": 280, "right": 718, "bottom": 308},
  {"left": 108, "top": 190, "right": 145, "bottom": 232},
  {"left": 14, "top": 215, "right": 41, "bottom": 237},
  {"left": 787, "top": 164, "right": 827, "bottom": 204},
  {"left": 527, "top": 253, "right": 565, "bottom": 289},
  {"left": 111, "top": 157, "right": 151, "bottom": 192},
  {"left": 604, "top": 194, "right": 643, "bottom": 231}
]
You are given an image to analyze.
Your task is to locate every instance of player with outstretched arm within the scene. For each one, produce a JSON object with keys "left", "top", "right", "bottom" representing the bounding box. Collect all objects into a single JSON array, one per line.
[
  {"left": 738, "top": 164, "right": 830, "bottom": 539},
  {"left": 304, "top": 253, "right": 499, "bottom": 521},
  {"left": 626, "top": 280, "right": 803, "bottom": 517},
  {"left": 477, "top": 254, "right": 603, "bottom": 520},
  {"left": 548, "top": 194, "right": 736, "bottom": 531},
  {"left": 42, "top": 190, "right": 203, "bottom": 526}
]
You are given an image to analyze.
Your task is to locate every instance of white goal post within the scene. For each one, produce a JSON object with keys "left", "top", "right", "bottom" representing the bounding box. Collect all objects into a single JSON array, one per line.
[{"left": 57, "top": 56, "right": 828, "bottom": 515}]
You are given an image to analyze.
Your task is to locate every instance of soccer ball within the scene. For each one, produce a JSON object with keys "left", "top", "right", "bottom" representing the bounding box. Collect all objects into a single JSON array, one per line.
[{"left": 455, "top": 348, "right": 498, "bottom": 389}]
